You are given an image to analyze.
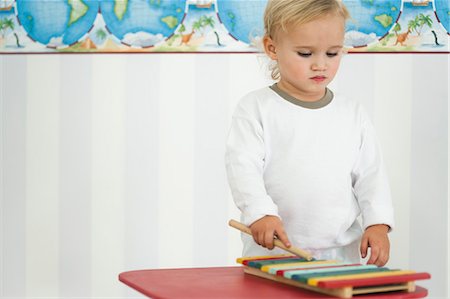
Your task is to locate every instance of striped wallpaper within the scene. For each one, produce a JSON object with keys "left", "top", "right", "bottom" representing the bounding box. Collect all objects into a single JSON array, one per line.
[{"left": 0, "top": 53, "right": 448, "bottom": 298}]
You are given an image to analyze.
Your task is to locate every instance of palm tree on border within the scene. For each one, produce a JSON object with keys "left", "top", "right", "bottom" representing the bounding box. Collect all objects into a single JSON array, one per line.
[
  {"left": 0, "top": 17, "right": 21, "bottom": 47},
  {"left": 393, "top": 23, "right": 401, "bottom": 35},
  {"left": 0, "top": 18, "right": 14, "bottom": 38},
  {"left": 95, "top": 28, "right": 107, "bottom": 45},
  {"left": 201, "top": 15, "right": 222, "bottom": 46},
  {"left": 192, "top": 18, "right": 202, "bottom": 35},
  {"left": 417, "top": 13, "right": 433, "bottom": 35},
  {"left": 408, "top": 18, "right": 419, "bottom": 35}
]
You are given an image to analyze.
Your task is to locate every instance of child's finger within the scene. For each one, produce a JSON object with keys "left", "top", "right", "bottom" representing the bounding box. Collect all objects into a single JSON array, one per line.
[
  {"left": 374, "top": 250, "right": 389, "bottom": 267},
  {"left": 360, "top": 236, "right": 369, "bottom": 258},
  {"left": 257, "top": 231, "right": 265, "bottom": 247},
  {"left": 275, "top": 229, "right": 291, "bottom": 248},
  {"left": 264, "top": 230, "right": 275, "bottom": 249},
  {"left": 367, "top": 246, "right": 379, "bottom": 265}
]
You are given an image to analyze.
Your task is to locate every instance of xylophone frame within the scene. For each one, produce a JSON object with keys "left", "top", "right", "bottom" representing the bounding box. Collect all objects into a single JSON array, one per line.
[{"left": 243, "top": 266, "right": 416, "bottom": 299}]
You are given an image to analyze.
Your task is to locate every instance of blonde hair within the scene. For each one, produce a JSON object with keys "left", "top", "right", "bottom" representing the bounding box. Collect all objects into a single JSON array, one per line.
[{"left": 263, "top": 0, "right": 351, "bottom": 80}]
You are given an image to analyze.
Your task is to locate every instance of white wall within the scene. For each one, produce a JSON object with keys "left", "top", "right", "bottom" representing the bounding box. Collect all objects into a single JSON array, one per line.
[{"left": 0, "top": 53, "right": 448, "bottom": 298}]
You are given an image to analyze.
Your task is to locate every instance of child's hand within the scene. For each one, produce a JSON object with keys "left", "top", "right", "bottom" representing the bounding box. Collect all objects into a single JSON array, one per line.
[
  {"left": 249, "top": 215, "right": 291, "bottom": 250},
  {"left": 360, "top": 224, "right": 390, "bottom": 267}
]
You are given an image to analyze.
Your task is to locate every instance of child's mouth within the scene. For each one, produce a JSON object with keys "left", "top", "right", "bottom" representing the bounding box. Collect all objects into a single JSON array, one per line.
[{"left": 311, "top": 76, "right": 326, "bottom": 83}]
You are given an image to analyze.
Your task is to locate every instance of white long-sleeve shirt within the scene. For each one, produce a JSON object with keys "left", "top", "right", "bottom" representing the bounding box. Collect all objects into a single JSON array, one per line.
[{"left": 225, "top": 85, "right": 394, "bottom": 261}]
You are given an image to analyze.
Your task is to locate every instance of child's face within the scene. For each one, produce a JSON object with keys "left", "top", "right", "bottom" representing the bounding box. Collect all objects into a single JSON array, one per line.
[{"left": 264, "top": 14, "right": 345, "bottom": 102}]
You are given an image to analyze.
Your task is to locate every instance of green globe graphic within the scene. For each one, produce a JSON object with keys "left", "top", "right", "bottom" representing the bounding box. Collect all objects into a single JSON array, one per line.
[
  {"left": 343, "top": 0, "right": 401, "bottom": 47},
  {"left": 16, "top": 0, "right": 99, "bottom": 47},
  {"left": 216, "top": 0, "right": 267, "bottom": 45},
  {"left": 100, "top": 0, "right": 185, "bottom": 47}
]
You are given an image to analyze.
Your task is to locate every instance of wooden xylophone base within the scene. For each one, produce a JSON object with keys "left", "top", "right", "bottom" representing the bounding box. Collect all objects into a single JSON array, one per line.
[{"left": 244, "top": 266, "right": 416, "bottom": 299}]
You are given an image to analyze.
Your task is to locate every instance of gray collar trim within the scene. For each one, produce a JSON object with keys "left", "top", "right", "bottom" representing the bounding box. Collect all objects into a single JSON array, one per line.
[{"left": 270, "top": 83, "right": 333, "bottom": 109}]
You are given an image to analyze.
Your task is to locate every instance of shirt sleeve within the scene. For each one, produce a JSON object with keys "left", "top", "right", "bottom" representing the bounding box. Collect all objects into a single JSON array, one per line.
[
  {"left": 351, "top": 111, "right": 395, "bottom": 232},
  {"left": 225, "top": 98, "right": 279, "bottom": 226}
]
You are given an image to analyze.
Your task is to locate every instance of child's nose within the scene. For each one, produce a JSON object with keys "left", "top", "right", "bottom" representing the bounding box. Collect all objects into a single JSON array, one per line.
[{"left": 311, "top": 57, "right": 327, "bottom": 71}]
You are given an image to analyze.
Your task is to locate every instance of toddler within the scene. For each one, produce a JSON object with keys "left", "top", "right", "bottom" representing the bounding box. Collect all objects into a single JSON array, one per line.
[{"left": 225, "top": 0, "right": 394, "bottom": 266}]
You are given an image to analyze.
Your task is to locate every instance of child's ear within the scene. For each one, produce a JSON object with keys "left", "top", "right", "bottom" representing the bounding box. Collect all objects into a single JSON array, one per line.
[{"left": 263, "top": 36, "right": 277, "bottom": 60}]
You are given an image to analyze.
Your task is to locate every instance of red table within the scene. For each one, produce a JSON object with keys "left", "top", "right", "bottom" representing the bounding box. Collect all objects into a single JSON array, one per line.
[{"left": 119, "top": 266, "right": 428, "bottom": 298}]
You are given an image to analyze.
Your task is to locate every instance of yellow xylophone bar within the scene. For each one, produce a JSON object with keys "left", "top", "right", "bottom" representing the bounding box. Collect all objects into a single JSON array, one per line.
[{"left": 261, "top": 260, "right": 341, "bottom": 272}]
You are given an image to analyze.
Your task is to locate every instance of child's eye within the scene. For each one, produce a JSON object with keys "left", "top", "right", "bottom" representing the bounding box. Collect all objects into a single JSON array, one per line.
[
  {"left": 327, "top": 52, "right": 339, "bottom": 57},
  {"left": 297, "top": 52, "right": 311, "bottom": 57}
]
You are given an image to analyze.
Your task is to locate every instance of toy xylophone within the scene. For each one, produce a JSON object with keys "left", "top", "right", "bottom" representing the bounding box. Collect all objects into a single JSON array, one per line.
[{"left": 237, "top": 255, "right": 431, "bottom": 298}]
